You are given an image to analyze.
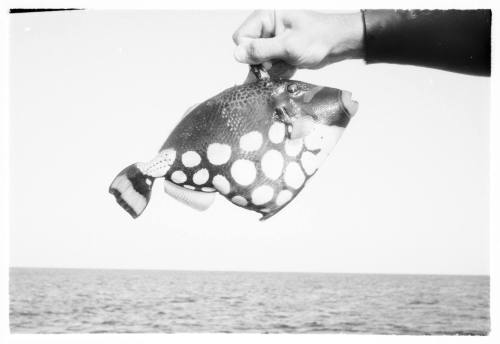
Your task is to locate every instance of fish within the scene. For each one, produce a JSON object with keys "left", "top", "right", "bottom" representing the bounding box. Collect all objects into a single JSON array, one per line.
[{"left": 109, "top": 64, "right": 358, "bottom": 220}]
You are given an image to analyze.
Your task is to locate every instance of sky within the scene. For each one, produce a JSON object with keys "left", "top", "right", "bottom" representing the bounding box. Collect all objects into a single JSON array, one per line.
[{"left": 9, "top": 10, "right": 490, "bottom": 275}]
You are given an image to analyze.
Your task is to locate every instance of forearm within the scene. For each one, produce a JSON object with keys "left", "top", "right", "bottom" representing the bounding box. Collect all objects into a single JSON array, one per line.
[{"left": 361, "top": 9, "right": 491, "bottom": 76}]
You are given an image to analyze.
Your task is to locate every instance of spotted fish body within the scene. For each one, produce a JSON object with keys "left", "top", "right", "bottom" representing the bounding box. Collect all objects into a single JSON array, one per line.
[{"left": 109, "top": 65, "right": 358, "bottom": 220}]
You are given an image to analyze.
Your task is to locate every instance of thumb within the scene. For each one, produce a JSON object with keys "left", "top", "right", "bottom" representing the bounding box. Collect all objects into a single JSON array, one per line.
[{"left": 234, "top": 37, "right": 286, "bottom": 64}]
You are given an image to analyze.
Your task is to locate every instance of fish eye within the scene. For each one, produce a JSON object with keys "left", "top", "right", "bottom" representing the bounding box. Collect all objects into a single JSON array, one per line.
[{"left": 286, "top": 83, "right": 298, "bottom": 94}]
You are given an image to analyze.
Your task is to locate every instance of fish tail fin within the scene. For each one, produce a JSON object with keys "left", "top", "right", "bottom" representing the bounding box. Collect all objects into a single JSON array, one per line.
[{"left": 109, "top": 163, "right": 154, "bottom": 218}]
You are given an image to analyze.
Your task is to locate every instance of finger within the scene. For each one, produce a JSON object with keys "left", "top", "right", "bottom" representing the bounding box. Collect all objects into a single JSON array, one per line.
[
  {"left": 234, "top": 37, "right": 287, "bottom": 64},
  {"left": 232, "top": 10, "right": 275, "bottom": 45}
]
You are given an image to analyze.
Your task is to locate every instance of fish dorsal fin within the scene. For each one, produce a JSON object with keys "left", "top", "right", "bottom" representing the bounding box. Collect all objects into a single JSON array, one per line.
[
  {"left": 181, "top": 103, "right": 199, "bottom": 119},
  {"left": 243, "top": 61, "right": 297, "bottom": 84},
  {"left": 171, "top": 103, "right": 200, "bottom": 129},
  {"left": 163, "top": 180, "right": 215, "bottom": 211}
]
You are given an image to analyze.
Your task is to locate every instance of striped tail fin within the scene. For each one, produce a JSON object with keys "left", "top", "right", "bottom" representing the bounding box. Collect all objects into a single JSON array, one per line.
[{"left": 109, "top": 164, "right": 154, "bottom": 218}]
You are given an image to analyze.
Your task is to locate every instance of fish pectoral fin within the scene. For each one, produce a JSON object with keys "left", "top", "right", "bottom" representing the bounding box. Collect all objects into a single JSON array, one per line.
[
  {"left": 288, "top": 117, "right": 317, "bottom": 140},
  {"left": 163, "top": 180, "right": 215, "bottom": 211}
]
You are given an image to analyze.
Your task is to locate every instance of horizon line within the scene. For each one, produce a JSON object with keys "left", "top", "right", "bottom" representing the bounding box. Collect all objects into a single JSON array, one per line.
[{"left": 8, "top": 266, "right": 490, "bottom": 277}]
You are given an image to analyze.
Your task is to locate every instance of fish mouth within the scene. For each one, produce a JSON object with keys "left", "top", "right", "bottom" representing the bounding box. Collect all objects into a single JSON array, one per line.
[{"left": 340, "top": 91, "right": 359, "bottom": 117}]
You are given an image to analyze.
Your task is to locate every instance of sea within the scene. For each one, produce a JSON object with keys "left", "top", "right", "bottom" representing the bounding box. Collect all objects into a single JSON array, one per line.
[{"left": 9, "top": 267, "right": 490, "bottom": 335}]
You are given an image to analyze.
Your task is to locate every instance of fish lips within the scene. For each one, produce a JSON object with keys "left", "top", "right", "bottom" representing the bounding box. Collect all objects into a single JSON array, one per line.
[
  {"left": 274, "top": 87, "right": 358, "bottom": 139},
  {"left": 299, "top": 88, "right": 358, "bottom": 128}
]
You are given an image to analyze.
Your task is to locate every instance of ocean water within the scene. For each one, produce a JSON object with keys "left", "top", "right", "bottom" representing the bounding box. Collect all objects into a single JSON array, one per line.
[{"left": 10, "top": 268, "right": 490, "bottom": 334}]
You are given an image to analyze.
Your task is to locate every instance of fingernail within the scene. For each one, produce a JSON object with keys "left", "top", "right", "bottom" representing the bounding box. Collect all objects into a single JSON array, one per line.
[
  {"left": 234, "top": 46, "right": 247, "bottom": 63},
  {"left": 262, "top": 61, "right": 272, "bottom": 70}
]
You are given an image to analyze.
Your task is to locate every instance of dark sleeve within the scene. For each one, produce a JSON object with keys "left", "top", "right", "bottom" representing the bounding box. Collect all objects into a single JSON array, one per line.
[{"left": 362, "top": 9, "right": 491, "bottom": 76}]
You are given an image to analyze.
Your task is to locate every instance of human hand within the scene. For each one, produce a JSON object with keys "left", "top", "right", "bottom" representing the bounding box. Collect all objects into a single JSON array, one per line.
[{"left": 233, "top": 10, "right": 365, "bottom": 70}]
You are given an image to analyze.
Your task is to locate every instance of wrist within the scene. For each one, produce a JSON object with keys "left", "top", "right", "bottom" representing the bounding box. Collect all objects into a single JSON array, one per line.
[
  {"left": 327, "top": 11, "right": 365, "bottom": 59},
  {"left": 348, "top": 11, "right": 365, "bottom": 58}
]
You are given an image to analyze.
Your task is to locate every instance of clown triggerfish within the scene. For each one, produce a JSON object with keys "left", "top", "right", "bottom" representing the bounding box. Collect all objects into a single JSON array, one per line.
[{"left": 109, "top": 64, "right": 358, "bottom": 220}]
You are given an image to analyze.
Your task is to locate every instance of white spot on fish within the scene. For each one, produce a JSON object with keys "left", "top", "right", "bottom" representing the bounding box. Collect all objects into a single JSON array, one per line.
[
  {"left": 171, "top": 170, "right": 187, "bottom": 184},
  {"left": 212, "top": 175, "right": 230, "bottom": 195},
  {"left": 231, "top": 195, "right": 248, "bottom": 206},
  {"left": 284, "top": 162, "right": 305, "bottom": 189},
  {"left": 301, "top": 151, "right": 318, "bottom": 176},
  {"left": 193, "top": 168, "right": 209, "bottom": 185},
  {"left": 276, "top": 190, "right": 293, "bottom": 206},
  {"left": 182, "top": 151, "right": 201, "bottom": 168},
  {"left": 240, "top": 131, "right": 263, "bottom": 151},
  {"left": 261, "top": 150, "right": 284, "bottom": 180},
  {"left": 207, "top": 143, "right": 231, "bottom": 165},
  {"left": 183, "top": 185, "right": 196, "bottom": 190},
  {"left": 268, "top": 122, "right": 285, "bottom": 144},
  {"left": 284, "top": 138, "right": 303, "bottom": 157},
  {"left": 202, "top": 187, "right": 216, "bottom": 192},
  {"left": 231, "top": 159, "right": 256, "bottom": 186},
  {"left": 145, "top": 179, "right": 152, "bottom": 186},
  {"left": 251, "top": 185, "right": 274, "bottom": 205}
]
